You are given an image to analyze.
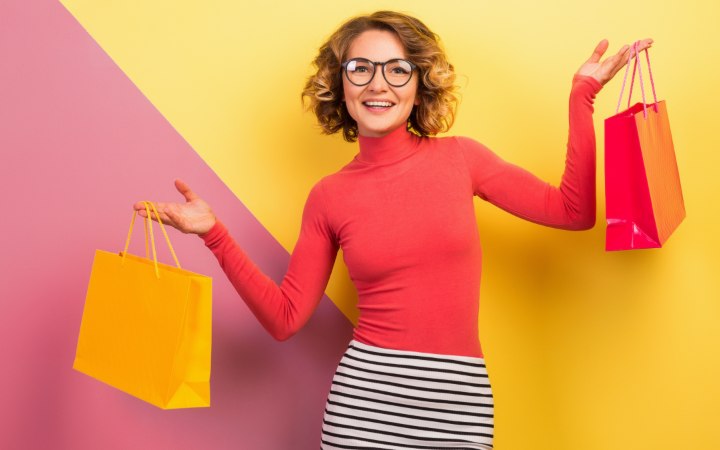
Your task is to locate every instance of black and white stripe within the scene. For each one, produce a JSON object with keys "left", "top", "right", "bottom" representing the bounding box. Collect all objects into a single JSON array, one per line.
[{"left": 321, "top": 340, "right": 494, "bottom": 449}]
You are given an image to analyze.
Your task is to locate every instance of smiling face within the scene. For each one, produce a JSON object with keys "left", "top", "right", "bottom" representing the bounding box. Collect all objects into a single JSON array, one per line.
[{"left": 342, "top": 29, "right": 420, "bottom": 138}]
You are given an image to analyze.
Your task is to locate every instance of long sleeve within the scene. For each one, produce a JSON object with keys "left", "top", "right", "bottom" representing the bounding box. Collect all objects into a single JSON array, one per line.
[
  {"left": 199, "top": 181, "right": 339, "bottom": 341},
  {"left": 457, "top": 74, "right": 602, "bottom": 230}
]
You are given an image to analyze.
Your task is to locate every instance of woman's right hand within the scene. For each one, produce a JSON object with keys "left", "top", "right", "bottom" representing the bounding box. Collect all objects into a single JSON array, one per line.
[{"left": 134, "top": 179, "right": 217, "bottom": 235}]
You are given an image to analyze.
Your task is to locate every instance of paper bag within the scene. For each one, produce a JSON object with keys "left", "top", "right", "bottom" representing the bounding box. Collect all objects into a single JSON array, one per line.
[
  {"left": 74, "top": 202, "right": 212, "bottom": 409},
  {"left": 605, "top": 44, "right": 685, "bottom": 250}
]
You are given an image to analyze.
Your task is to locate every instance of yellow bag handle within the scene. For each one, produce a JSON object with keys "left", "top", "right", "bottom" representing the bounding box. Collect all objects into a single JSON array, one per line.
[{"left": 121, "top": 201, "right": 182, "bottom": 278}]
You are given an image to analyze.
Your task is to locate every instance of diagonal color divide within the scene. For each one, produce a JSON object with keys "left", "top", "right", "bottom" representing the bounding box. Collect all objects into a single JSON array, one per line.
[
  {"left": 59, "top": 0, "right": 369, "bottom": 323},
  {"left": 0, "top": 1, "right": 351, "bottom": 449}
]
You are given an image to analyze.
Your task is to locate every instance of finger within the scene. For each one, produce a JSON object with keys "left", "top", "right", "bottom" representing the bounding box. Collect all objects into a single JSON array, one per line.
[
  {"left": 596, "top": 46, "right": 633, "bottom": 84},
  {"left": 626, "top": 38, "right": 654, "bottom": 59},
  {"left": 134, "top": 201, "right": 172, "bottom": 223},
  {"left": 150, "top": 203, "right": 176, "bottom": 223},
  {"left": 635, "top": 38, "right": 654, "bottom": 53},
  {"left": 637, "top": 38, "right": 654, "bottom": 47},
  {"left": 605, "top": 53, "right": 629, "bottom": 80},
  {"left": 174, "top": 178, "right": 199, "bottom": 203},
  {"left": 617, "top": 44, "right": 630, "bottom": 62},
  {"left": 609, "top": 44, "right": 634, "bottom": 73},
  {"left": 588, "top": 39, "right": 609, "bottom": 63},
  {"left": 133, "top": 201, "right": 158, "bottom": 217},
  {"left": 614, "top": 46, "right": 632, "bottom": 70},
  {"left": 133, "top": 200, "right": 164, "bottom": 212}
]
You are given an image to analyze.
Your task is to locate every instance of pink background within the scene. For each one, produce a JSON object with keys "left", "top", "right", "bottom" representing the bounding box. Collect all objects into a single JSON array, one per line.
[{"left": 0, "top": 1, "right": 352, "bottom": 448}]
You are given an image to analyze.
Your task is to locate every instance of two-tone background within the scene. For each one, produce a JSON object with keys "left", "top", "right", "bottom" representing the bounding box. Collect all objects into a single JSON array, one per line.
[{"left": 1, "top": 1, "right": 718, "bottom": 449}]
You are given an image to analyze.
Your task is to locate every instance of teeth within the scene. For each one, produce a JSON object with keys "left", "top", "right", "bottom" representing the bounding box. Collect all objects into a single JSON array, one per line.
[{"left": 364, "top": 101, "right": 393, "bottom": 107}]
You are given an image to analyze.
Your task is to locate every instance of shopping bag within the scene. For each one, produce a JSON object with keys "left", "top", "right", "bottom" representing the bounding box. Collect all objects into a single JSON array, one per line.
[
  {"left": 604, "top": 43, "right": 685, "bottom": 251},
  {"left": 74, "top": 202, "right": 212, "bottom": 409}
]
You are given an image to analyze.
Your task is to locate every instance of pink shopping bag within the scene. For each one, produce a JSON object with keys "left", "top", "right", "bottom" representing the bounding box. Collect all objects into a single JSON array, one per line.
[{"left": 604, "top": 43, "right": 685, "bottom": 251}]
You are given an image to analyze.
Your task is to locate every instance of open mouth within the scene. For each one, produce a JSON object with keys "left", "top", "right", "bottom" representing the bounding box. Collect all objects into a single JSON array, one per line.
[{"left": 363, "top": 101, "right": 395, "bottom": 110}]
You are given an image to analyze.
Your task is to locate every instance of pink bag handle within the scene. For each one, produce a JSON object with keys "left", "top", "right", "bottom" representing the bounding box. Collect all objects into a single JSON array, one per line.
[{"left": 615, "top": 41, "right": 658, "bottom": 118}]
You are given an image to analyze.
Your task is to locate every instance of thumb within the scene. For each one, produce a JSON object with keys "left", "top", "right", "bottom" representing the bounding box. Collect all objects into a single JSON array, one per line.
[
  {"left": 174, "top": 178, "right": 199, "bottom": 203},
  {"left": 588, "top": 39, "right": 609, "bottom": 63}
]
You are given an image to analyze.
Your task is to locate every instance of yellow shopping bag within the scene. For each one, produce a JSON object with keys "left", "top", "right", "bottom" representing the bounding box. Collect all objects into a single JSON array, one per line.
[{"left": 74, "top": 202, "right": 212, "bottom": 409}]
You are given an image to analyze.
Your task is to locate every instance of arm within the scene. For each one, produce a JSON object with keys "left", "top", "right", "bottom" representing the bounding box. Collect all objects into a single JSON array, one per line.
[
  {"left": 457, "top": 39, "right": 653, "bottom": 230},
  {"left": 200, "top": 181, "right": 339, "bottom": 341},
  {"left": 457, "top": 75, "right": 601, "bottom": 230}
]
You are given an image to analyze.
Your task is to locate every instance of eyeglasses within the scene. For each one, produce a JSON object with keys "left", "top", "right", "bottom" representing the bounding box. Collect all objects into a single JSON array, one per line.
[{"left": 341, "top": 58, "right": 417, "bottom": 88}]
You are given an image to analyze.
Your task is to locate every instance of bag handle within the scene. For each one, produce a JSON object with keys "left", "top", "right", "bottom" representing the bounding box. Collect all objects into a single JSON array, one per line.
[
  {"left": 122, "top": 201, "right": 182, "bottom": 278},
  {"left": 615, "top": 41, "right": 659, "bottom": 118}
]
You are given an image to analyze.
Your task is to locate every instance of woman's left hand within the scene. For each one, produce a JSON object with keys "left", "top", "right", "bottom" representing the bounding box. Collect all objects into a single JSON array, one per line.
[{"left": 576, "top": 38, "right": 653, "bottom": 86}]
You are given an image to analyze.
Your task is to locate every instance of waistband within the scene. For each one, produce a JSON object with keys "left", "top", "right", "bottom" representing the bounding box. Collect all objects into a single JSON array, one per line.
[{"left": 347, "top": 339, "right": 486, "bottom": 367}]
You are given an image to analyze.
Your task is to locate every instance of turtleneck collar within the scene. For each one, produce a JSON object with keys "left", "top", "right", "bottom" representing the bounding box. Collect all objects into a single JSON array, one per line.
[{"left": 356, "top": 125, "right": 421, "bottom": 166}]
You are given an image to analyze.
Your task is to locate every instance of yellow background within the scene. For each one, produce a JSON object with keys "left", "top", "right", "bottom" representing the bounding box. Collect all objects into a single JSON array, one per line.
[{"left": 61, "top": 1, "right": 720, "bottom": 448}]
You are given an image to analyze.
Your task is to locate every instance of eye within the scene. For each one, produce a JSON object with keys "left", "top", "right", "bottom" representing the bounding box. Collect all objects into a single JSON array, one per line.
[
  {"left": 346, "top": 59, "right": 373, "bottom": 74},
  {"left": 386, "top": 60, "right": 413, "bottom": 75}
]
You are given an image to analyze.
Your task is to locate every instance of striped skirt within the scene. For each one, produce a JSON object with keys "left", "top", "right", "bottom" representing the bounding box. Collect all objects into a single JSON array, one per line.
[{"left": 321, "top": 340, "right": 494, "bottom": 449}]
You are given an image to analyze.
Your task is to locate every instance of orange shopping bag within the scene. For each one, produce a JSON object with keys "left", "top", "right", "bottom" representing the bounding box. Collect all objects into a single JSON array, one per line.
[
  {"left": 604, "top": 43, "right": 685, "bottom": 250},
  {"left": 74, "top": 202, "right": 212, "bottom": 409}
]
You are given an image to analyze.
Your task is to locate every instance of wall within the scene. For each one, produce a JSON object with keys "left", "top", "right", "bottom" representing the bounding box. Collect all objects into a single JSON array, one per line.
[{"left": 1, "top": 1, "right": 718, "bottom": 449}]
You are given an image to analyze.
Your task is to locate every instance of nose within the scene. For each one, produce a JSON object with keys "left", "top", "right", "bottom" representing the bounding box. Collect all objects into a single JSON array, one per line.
[{"left": 367, "top": 65, "right": 389, "bottom": 92}]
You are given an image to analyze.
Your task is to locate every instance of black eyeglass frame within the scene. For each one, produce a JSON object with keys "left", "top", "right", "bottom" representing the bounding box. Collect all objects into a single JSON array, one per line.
[{"left": 341, "top": 58, "right": 418, "bottom": 88}]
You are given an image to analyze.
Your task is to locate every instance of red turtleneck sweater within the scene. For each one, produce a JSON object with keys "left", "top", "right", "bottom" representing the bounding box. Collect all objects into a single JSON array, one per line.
[{"left": 201, "top": 75, "right": 601, "bottom": 357}]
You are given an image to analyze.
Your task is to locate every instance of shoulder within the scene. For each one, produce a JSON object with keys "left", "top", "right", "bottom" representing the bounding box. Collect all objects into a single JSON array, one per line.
[
  {"left": 310, "top": 169, "right": 345, "bottom": 198},
  {"left": 424, "top": 134, "right": 489, "bottom": 150},
  {"left": 306, "top": 171, "right": 349, "bottom": 213},
  {"left": 307, "top": 176, "right": 331, "bottom": 202},
  {"left": 428, "top": 135, "right": 495, "bottom": 162},
  {"left": 449, "top": 135, "right": 489, "bottom": 151}
]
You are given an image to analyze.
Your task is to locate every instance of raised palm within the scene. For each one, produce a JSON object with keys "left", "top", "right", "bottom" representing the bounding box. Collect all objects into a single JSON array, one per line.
[
  {"left": 134, "top": 179, "right": 216, "bottom": 235},
  {"left": 576, "top": 38, "right": 653, "bottom": 85}
]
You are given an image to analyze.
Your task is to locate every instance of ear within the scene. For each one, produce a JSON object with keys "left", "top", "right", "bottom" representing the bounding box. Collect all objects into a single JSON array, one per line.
[{"left": 414, "top": 95, "right": 421, "bottom": 106}]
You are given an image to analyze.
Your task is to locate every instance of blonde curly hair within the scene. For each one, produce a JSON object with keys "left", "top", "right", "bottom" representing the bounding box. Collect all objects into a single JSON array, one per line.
[{"left": 302, "top": 11, "right": 459, "bottom": 142}]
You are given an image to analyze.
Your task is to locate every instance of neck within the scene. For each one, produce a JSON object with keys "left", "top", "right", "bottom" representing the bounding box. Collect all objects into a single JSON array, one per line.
[{"left": 357, "top": 126, "right": 420, "bottom": 166}]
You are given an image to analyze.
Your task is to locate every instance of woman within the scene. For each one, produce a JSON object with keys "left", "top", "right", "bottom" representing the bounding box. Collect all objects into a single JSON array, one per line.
[{"left": 135, "top": 11, "right": 651, "bottom": 450}]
